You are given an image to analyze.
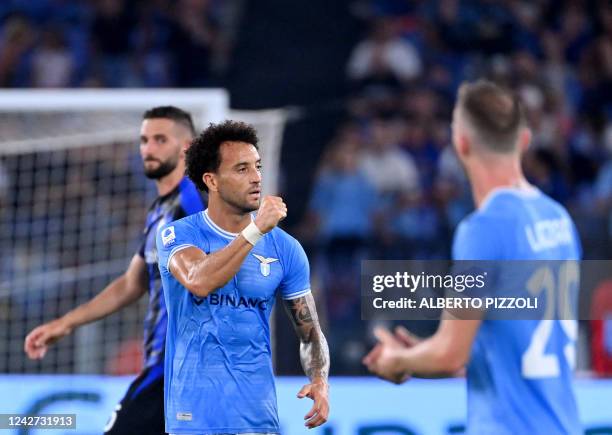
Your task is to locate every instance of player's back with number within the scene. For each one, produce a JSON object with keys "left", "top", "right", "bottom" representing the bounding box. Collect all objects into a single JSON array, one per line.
[{"left": 453, "top": 188, "right": 582, "bottom": 434}]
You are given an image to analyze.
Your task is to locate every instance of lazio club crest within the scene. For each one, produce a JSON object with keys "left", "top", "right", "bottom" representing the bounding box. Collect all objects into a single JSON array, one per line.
[{"left": 252, "top": 254, "right": 279, "bottom": 277}]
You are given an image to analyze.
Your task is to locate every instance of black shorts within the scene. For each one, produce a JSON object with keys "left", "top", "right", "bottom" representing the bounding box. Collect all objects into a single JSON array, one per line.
[{"left": 104, "top": 363, "right": 166, "bottom": 435}]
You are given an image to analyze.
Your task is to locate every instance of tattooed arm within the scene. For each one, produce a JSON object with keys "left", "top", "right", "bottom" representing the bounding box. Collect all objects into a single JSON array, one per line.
[
  {"left": 285, "top": 292, "right": 330, "bottom": 381},
  {"left": 283, "top": 292, "right": 330, "bottom": 428}
]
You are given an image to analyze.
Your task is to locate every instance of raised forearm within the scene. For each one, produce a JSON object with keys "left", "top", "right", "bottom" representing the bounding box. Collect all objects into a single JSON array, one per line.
[
  {"left": 171, "top": 236, "right": 254, "bottom": 297},
  {"left": 170, "top": 197, "right": 289, "bottom": 297}
]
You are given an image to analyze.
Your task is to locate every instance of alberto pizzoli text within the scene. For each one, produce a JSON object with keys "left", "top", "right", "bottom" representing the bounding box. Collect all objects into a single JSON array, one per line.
[
  {"left": 373, "top": 297, "right": 538, "bottom": 310},
  {"left": 369, "top": 272, "right": 539, "bottom": 311}
]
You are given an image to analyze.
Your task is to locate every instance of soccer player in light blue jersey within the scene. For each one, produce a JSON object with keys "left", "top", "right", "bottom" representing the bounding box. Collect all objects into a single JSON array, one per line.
[
  {"left": 25, "top": 106, "right": 205, "bottom": 434},
  {"left": 156, "top": 121, "right": 330, "bottom": 435},
  {"left": 364, "top": 80, "right": 582, "bottom": 434}
]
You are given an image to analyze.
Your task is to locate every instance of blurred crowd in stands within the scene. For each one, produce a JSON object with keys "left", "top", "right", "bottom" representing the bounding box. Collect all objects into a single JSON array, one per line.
[
  {"left": 1, "top": 0, "right": 609, "bottom": 249},
  {"left": 297, "top": 0, "right": 612, "bottom": 373},
  {"left": 301, "top": 0, "right": 612, "bottom": 260},
  {"left": 0, "top": 0, "right": 234, "bottom": 87},
  {"left": 1, "top": 0, "right": 612, "bottom": 375}
]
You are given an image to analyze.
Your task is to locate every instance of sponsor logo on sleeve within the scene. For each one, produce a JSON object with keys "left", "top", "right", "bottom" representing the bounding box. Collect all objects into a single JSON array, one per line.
[{"left": 162, "top": 226, "right": 176, "bottom": 247}]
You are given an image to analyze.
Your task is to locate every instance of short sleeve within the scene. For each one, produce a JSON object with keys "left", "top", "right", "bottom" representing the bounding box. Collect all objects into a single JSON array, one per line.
[
  {"left": 278, "top": 235, "right": 311, "bottom": 300},
  {"left": 156, "top": 221, "right": 198, "bottom": 272}
]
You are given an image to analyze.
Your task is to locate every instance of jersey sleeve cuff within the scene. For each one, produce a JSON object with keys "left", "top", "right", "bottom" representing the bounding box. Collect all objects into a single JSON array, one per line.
[
  {"left": 282, "top": 288, "right": 312, "bottom": 300},
  {"left": 166, "top": 244, "right": 197, "bottom": 269}
]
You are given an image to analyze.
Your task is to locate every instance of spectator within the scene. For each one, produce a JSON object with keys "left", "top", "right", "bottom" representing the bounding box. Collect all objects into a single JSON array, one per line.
[
  {"left": 382, "top": 189, "right": 444, "bottom": 259},
  {"left": 510, "top": 1, "right": 543, "bottom": 56},
  {"left": 400, "top": 117, "right": 441, "bottom": 190},
  {"left": 169, "top": 0, "right": 219, "bottom": 87},
  {"left": 132, "top": 1, "right": 173, "bottom": 87},
  {"left": 594, "top": 138, "right": 612, "bottom": 240},
  {"left": 524, "top": 147, "right": 571, "bottom": 203},
  {"left": 359, "top": 118, "right": 420, "bottom": 195},
  {"left": 303, "top": 138, "right": 378, "bottom": 373},
  {"left": 559, "top": 3, "right": 593, "bottom": 65},
  {"left": 31, "top": 27, "right": 74, "bottom": 87},
  {"left": 347, "top": 17, "right": 422, "bottom": 91},
  {"left": 0, "top": 16, "right": 36, "bottom": 87},
  {"left": 90, "top": 0, "right": 136, "bottom": 87},
  {"left": 434, "top": 144, "right": 472, "bottom": 229},
  {"left": 305, "top": 140, "right": 377, "bottom": 245}
]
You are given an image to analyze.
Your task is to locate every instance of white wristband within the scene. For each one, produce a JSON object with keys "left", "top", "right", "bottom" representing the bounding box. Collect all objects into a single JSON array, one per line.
[{"left": 241, "top": 222, "right": 264, "bottom": 245}]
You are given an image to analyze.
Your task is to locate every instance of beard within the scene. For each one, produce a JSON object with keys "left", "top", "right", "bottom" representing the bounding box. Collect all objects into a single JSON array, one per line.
[
  {"left": 219, "top": 189, "right": 260, "bottom": 214},
  {"left": 143, "top": 156, "right": 179, "bottom": 180}
]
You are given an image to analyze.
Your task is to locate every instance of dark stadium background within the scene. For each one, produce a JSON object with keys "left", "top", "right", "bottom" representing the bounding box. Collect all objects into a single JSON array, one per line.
[{"left": 0, "top": 1, "right": 611, "bottom": 432}]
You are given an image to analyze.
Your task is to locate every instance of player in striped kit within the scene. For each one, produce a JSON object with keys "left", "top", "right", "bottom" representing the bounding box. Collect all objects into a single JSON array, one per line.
[{"left": 24, "top": 106, "right": 205, "bottom": 435}]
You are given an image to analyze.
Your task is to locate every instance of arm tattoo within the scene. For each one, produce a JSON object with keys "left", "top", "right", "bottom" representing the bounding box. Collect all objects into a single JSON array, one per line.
[
  {"left": 288, "top": 296, "right": 313, "bottom": 326},
  {"left": 284, "top": 293, "right": 330, "bottom": 383}
]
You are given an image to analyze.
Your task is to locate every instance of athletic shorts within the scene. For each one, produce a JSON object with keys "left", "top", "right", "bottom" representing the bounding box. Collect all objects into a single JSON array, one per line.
[{"left": 104, "top": 363, "right": 166, "bottom": 435}]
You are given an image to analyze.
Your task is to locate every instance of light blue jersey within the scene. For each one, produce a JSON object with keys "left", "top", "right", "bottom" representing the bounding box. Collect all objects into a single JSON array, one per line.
[
  {"left": 156, "top": 210, "right": 311, "bottom": 435},
  {"left": 452, "top": 187, "right": 582, "bottom": 435}
]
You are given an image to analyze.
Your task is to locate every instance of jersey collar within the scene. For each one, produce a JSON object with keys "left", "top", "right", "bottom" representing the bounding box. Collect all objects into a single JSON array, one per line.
[
  {"left": 479, "top": 184, "right": 540, "bottom": 211},
  {"left": 202, "top": 209, "right": 239, "bottom": 239}
]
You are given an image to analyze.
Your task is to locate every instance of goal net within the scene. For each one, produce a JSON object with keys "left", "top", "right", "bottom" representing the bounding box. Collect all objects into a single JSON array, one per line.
[{"left": 0, "top": 90, "right": 288, "bottom": 374}]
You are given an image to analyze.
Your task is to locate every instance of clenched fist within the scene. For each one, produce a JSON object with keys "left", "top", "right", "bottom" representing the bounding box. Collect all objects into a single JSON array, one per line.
[{"left": 254, "top": 196, "right": 287, "bottom": 233}]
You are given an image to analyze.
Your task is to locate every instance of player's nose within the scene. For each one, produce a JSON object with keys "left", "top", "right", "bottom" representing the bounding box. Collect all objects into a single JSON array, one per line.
[
  {"left": 250, "top": 167, "right": 262, "bottom": 184},
  {"left": 140, "top": 140, "right": 159, "bottom": 156}
]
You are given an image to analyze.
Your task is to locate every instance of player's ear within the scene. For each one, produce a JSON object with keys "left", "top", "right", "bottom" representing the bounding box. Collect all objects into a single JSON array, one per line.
[
  {"left": 178, "top": 142, "right": 188, "bottom": 159},
  {"left": 457, "top": 132, "right": 470, "bottom": 158},
  {"left": 203, "top": 172, "right": 218, "bottom": 192},
  {"left": 182, "top": 137, "right": 193, "bottom": 153},
  {"left": 518, "top": 128, "right": 531, "bottom": 154}
]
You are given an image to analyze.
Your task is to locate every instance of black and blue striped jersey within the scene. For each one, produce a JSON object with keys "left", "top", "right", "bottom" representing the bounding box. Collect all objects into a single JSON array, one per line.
[{"left": 137, "top": 177, "right": 206, "bottom": 368}]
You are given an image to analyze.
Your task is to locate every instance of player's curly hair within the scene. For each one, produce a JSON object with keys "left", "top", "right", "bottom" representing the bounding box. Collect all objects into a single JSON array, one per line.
[{"left": 186, "top": 120, "right": 259, "bottom": 192}]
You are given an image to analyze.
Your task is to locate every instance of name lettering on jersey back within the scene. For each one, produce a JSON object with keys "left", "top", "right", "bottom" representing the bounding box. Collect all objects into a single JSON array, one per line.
[
  {"left": 191, "top": 293, "right": 268, "bottom": 310},
  {"left": 525, "top": 218, "right": 573, "bottom": 252}
]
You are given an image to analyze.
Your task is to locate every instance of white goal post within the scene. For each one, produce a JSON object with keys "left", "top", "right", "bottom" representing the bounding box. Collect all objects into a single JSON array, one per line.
[{"left": 0, "top": 89, "right": 288, "bottom": 374}]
